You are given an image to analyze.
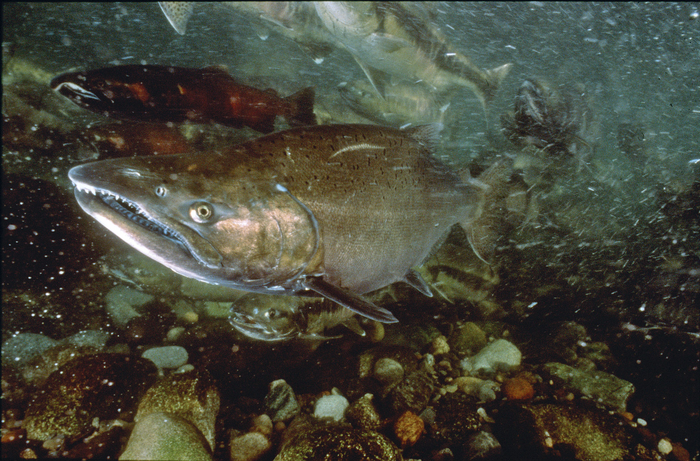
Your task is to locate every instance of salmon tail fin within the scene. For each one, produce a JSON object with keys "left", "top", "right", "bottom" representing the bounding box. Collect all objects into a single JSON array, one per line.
[
  {"left": 285, "top": 87, "right": 317, "bottom": 127},
  {"left": 159, "top": 2, "right": 194, "bottom": 35},
  {"left": 482, "top": 63, "right": 513, "bottom": 108},
  {"left": 461, "top": 158, "right": 528, "bottom": 264},
  {"left": 478, "top": 63, "right": 513, "bottom": 132}
]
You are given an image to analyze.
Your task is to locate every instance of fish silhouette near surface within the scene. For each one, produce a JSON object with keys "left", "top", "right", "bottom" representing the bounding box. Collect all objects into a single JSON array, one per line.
[
  {"left": 51, "top": 65, "right": 316, "bottom": 133},
  {"left": 68, "top": 124, "right": 513, "bottom": 324},
  {"left": 314, "top": 2, "right": 512, "bottom": 109},
  {"left": 157, "top": 2, "right": 511, "bottom": 110},
  {"left": 158, "top": 2, "right": 338, "bottom": 64}
]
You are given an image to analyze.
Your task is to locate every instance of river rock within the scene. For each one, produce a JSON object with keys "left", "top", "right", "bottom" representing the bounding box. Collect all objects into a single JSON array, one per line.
[
  {"left": 373, "top": 358, "right": 405, "bottom": 387},
  {"left": 21, "top": 344, "right": 99, "bottom": 385},
  {"left": 449, "top": 322, "right": 488, "bottom": 357},
  {"left": 23, "top": 353, "right": 157, "bottom": 441},
  {"left": 2, "top": 333, "right": 58, "bottom": 368},
  {"left": 142, "top": 346, "right": 189, "bottom": 370},
  {"left": 385, "top": 370, "right": 435, "bottom": 414},
  {"left": 275, "top": 423, "right": 403, "bottom": 461},
  {"left": 427, "top": 393, "right": 482, "bottom": 447},
  {"left": 229, "top": 431, "right": 271, "bottom": 461},
  {"left": 461, "top": 339, "right": 522, "bottom": 375},
  {"left": 345, "top": 394, "right": 382, "bottom": 431},
  {"left": 314, "top": 394, "right": 349, "bottom": 422},
  {"left": 462, "top": 431, "right": 502, "bottom": 459},
  {"left": 495, "top": 402, "right": 634, "bottom": 461},
  {"left": 119, "top": 412, "right": 212, "bottom": 461},
  {"left": 264, "top": 379, "right": 300, "bottom": 423},
  {"left": 61, "top": 329, "right": 111, "bottom": 350},
  {"left": 134, "top": 368, "right": 220, "bottom": 450},
  {"left": 104, "top": 285, "right": 154, "bottom": 328},
  {"left": 542, "top": 362, "right": 635, "bottom": 412}
]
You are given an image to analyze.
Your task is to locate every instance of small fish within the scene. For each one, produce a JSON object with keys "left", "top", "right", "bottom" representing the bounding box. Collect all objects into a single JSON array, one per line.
[
  {"left": 314, "top": 2, "right": 512, "bottom": 109},
  {"left": 68, "top": 124, "right": 512, "bottom": 324},
  {"left": 228, "top": 293, "right": 363, "bottom": 341},
  {"left": 82, "top": 122, "right": 192, "bottom": 159},
  {"left": 51, "top": 65, "right": 316, "bottom": 133},
  {"left": 338, "top": 79, "right": 449, "bottom": 127},
  {"left": 159, "top": 2, "right": 337, "bottom": 64}
]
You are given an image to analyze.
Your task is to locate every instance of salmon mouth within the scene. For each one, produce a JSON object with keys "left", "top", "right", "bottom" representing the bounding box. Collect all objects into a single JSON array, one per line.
[{"left": 70, "top": 177, "right": 188, "bottom": 251}]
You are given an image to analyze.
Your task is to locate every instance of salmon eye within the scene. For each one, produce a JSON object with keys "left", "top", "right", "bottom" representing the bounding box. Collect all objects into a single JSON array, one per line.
[
  {"left": 190, "top": 201, "right": 214, "bottom": 223},
  {"left": 155, "top": 185, "right": 167, "bottom": 197}
]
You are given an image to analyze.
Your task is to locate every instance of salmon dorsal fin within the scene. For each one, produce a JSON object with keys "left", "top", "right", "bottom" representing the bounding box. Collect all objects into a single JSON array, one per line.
[
  {"left": 304, "top": 277, "right": 399, "bottom": 324},
  {"left": 403, "top": 123, "right": 443, "bottom": 153}
]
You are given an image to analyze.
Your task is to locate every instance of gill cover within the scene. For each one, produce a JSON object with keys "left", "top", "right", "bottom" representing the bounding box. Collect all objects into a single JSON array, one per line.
[{"left": 185, "top": 182, "right": 320, "bottom": 287}]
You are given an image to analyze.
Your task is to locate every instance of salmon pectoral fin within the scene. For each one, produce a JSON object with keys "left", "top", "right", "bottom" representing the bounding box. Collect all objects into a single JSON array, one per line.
[
  {"left": 285, "top": 87, "right": 317, "bottom": 127},
  {"left": 303, "top": 277, "right": 399, "bottom": 324}
]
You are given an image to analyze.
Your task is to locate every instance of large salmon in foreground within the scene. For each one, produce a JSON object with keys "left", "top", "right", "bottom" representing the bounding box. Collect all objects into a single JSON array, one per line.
[{"left": 68, "top": 124, "right": 511, "bottom": 323}]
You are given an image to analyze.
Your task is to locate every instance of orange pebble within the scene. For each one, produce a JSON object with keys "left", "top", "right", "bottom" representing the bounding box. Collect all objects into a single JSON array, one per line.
[
  {"left": 393, "top": 411, "right": 424, "bottom": 448},
  {"left": 503, "top": 376, "right": 535, "bottom": 400}
]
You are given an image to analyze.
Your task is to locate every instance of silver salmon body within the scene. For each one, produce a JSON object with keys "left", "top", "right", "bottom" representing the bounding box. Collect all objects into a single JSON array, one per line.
[{"left": 68, "top": 124, "right": 489, "bottom": 323}]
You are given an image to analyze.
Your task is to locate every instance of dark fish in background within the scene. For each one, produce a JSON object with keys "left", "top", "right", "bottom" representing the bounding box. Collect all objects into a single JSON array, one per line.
[
  {"left": 501, "top": 78, "right": 588, "bottom": 156},
  {"left": 82, "top": 122, "right": 192, "bottom": 159},
  {"left": 51, "top": 65, "right": 316, "bottom": 133},
  {"left": 67, "top": 124, "right": 516, "bottom": 324}
]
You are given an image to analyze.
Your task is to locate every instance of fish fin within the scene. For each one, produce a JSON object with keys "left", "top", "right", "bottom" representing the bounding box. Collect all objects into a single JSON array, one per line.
[
  {"left": 403, "top": 123, "right": 443, "bottom": 153},
  {"left": 351, "top": 54, "right": 388, "bottom": 98},
  {"left": 404, "top": 269, "right": 433, "bottom": 297},
  {"left": 158, "top": 2, "right": 194, "bottom": 35},
  {"left": 202, "top": 65, "right": 231, "bottom": 75},
  {"left": 298, "top": 332, "right": 344, "bottom": 341},
  {"left": 250, "top": 118, "right": 277, "bottom": 134},
  {"left": 296, "top": 43, "right": 335, "bottom": 65},
  {"left": 341, "top": 317, "right": 367, "bottom": 337},
  {"left": 461, "top": 159, "right": 516, "bottom": 264},
  {"left": 304, "top": 277, "right": 399, "bottom": 324},
  {"left": 366, "top": 33, "right": 410, "bottom": 54},
  {"left": 284, "top": 87, "right": 317, "bottom": 127},
  {"left": 482, "top": 63, "right": 513, "bottom": 106}
]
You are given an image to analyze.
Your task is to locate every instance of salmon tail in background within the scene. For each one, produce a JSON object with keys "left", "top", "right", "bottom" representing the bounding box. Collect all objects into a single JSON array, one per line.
[
  {"left": 283, "top": 87, "right": 317, "bottom": 127},
  {"left": 461, "top": 159, "right": 528, "bottom": 264},
  {"left": 479, "top": 63, "right": 513, "bottom": 135},
  {"left": 481, "top": 63, "right": 513, "bottom": 111}
]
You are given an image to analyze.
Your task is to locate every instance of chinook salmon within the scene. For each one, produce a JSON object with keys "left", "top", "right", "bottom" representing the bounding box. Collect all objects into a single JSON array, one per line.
[
  {"left": 68, "top": 124, "right": 511, "bottom": 323},
  {"left": 51, "top": 65, "right": 316, "bottom": 133}
]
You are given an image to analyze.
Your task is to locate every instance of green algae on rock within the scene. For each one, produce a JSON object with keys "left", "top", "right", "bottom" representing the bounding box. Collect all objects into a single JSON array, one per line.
[
  {"left": 275, "top": 423, "right": 403, "bottom": 461},
  {"left": 23, "top": 353, "right": 157, "bottom": 441},
  {"left": 495, "top": 402, "right": 635, "bottom": 461},
  {"left": 119, "top": 412, "right": 213, "bottom": 461},
  {"left": 542, "top": 362, "right": 635, "bottom": 412},
  {"left": 134, "top": 369, "right": 220, "bottom": 450}
]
